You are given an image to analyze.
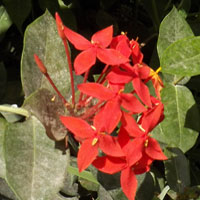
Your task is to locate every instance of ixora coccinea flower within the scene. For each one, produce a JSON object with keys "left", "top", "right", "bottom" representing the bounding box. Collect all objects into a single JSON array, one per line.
[
  {"left": 64, "top": 25, "right": 129, "bottom": 75},
  {"left": 60, "top": 108, "right": 124, "bottom": 172}
]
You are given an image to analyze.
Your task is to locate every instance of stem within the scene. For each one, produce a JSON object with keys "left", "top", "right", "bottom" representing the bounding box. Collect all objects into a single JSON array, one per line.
[
  {"left": 96, "top": 64, "right": 109, "bottom": 83},
  {"left": 80, "top": 100, "right": 104, "bottom": 120},
  {"left": 0, "top": 105, "right": 29, "bottom": 117},
  {"left": 78, "top": 70, "right": 90, "bottom": 104},
  {"left": 62, "top": 39, "right": 76, "bottom": 107},
  {"left": 45, "top": 73, "right": 69, "bottom": 105}
]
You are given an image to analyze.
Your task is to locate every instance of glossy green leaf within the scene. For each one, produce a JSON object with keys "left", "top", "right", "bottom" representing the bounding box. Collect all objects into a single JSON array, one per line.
[
  {"left": 23, "top": 88, "right": 68, "bottom": 141},
  {"left": 161, "top": 36, "right": 200, "bottom": 76},
  {"left": 4, "top": 116, "right": 70, "bottom": 200},
  {"left": 2, "top": 0, "right": 31, "bottom": 32},
  {"left": 21, "top": 10, "right": 71, "bottom": 98},
  {"left": 152, "top": 83, "right": 200, "bottom": 153},
  {"left": 0, "top": 118, "right": 6, "bottom": 179},
  {"left": 164, "top": 148, "right": 190, "bottom": 193},
  {"left": 157, "top": 6, "right": 194, "bottom": 59}
]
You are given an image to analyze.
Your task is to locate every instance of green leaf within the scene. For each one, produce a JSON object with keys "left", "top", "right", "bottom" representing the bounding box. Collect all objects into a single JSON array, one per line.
[
  {"left": 152, "top": 83, "right": 200, "bottom": 153},
  {"left": 157, "top": 6, "right": 194, "bottom": 59},
  {"left": 2, "top": 0, "right": 31, "bottom": 32},
  {"left": 161, "top": 36, "right": 200, "bottom": 76},
  {"left": 164, "top": 148, "right": 190, "bottom": 193},
  {"left": 21, "top": 10, "right": 71, "bottom": 98},
  {"left": 0, "top": 118, "right": 6, "bottom": 179},
  {"left": 0, "top": 6, "right": 12, "bottom": 39},
  {"left": 4, "top": 116, "right": 70, "bottom": 200},
  {"left": 23, "top": 88, "right": 68, "bottom": 141},
  {"left": 67, "top": 166, "right": 100, "bottom": 185}
]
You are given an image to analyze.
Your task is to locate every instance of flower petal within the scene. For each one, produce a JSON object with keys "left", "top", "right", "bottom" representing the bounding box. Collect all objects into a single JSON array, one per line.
[
  {"left": 97, "top": 48, "right": 129, "bottom": 66},
  {"left": 94, "top": 98, "right": 122, "bottom": 133},
  {"left": 60, "top": 116, "right": 94, "bottom": 139},
  {"left": 121, "top": 111, "right": 144, "bottom": 137},
  {"left": 91, "top": 26, "right": 113, "bottom": 48},
  {"left": 92, "top": 156, "right": 126, "bottom": 174},
  {"left": 78, "top": 83, "right": 115, "bottom": 100},
  {"left": 121, "top": 167, "right": 137, "bottom": 200},
  {"left": 74, "top": 48, "right": 97, "bottom": 75},
  {"left": 132, "top": 77, "right": 152, "bottom": 107},
  {"left": 64, "top": 26, "right": 92, "bottom": 50},
  {"left": 121, "top": 93, "right": 146, "bottom": 113},
  {"left": 140, "top": 102, "right": 164, "bottom": 133},
  {"left": 99, "top": 134, "right": 124, "bottom": 157},
  {"left": 145, "top": 137, "right": 167, "bottom": 160},
  {"left": 78, "top": 138, "right": 99, "bottom": 172}
]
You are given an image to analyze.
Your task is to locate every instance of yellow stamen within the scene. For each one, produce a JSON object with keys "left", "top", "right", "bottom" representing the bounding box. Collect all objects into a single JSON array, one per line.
[
  {"left": 144, "top": 139, "right": 148, "bottom": 147},
  {"left": 92, "top": 138, "right": 98, "bottom": 146},
  {"left": 91, "top": 125, "right": 96, "bottom": 131},
  {"left": 51, "top": 95, "right": 56, "bottom": 102}
]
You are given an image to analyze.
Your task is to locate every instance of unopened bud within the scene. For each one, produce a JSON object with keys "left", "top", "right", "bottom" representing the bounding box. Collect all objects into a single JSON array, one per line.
[
  {"left": 34, "top": 54, "right": 47, "bottom": 74},
  {"left": 55, "top": 12, "right": 65, "bottom": 40}
]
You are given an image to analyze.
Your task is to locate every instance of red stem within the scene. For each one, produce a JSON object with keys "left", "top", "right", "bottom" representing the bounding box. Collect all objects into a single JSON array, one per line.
[
  {"left": 45, "top": 73, "right": 69, "bottom": 105},
  {"left": 62, "top": 39, "right": 76, "bottom": 107},
  {"left": 78, "top": 70, "right": 90, "bottom": 104}
]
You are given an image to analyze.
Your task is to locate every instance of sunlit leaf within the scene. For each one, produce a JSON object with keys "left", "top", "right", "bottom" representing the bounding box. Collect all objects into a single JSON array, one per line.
[
  {"left": 157, "top": 6, "right": 194, "bottom": 59},
  {"left": 21, "top": 10, "right": 71, "bottom": 99},
  {"left": 161, "top": 36, "right": 200, "bottom": 76},
  {"left": 4, "top": 116, "right": 70, "bottom": 200},
  {"left": 152, "top": 83, "right": 200, "bottom": 153}
]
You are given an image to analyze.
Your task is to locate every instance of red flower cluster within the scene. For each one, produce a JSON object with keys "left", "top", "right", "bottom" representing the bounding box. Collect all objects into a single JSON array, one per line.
[{"left": 35, "top": 13, "right": 166, "bottom": 200}]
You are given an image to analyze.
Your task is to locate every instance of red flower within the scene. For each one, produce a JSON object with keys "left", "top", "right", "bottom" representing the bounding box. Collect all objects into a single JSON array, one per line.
[
  {"left": 78, "top": 82, "right": 146, "bottom": 129},
  {"left": 106, "top": 63, "right": 152, "bottom": 107},
  {"left": 60, "top": 111, "right": 124, "bottom": 172},
  {"left": 64, "top": 26, "right": 129, "bottom": 75}
]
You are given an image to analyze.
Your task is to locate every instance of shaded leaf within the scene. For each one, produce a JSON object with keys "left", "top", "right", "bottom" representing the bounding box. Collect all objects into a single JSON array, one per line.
[
  {"left": 4, "top": 116, "right": 70, "bottom": 200},
  {"left": 0, "top": 63, "right": 7, "bottom": 100},
  {"left": 21, "top": 10, "right": 71, "bottom": 98},
  {"left": 67, "top": 165, "right": 100, "bottom": 185},
  {"left": 136, "top": 173, "right": 154, "bottom": 200},
  {"left": 157, "top": 6, "right": 194, "bottom": 59},
  {"left": 23, "top": 88, "right": 68, "bottom": 141},
  {"left": 152, "top": 83, "right": 200, "bottom": 153},
  {"left": 161, "top": 36, "right": 200, "bottom": 76},
  {"left": 2, "top": 0, "right": 31, "bottom": 32},
  {"left": 0, "top": 118, "right": 6, "bottom": 179},
  {"left": 164, "top": 148, "right": 190, "bottom": 193},
  {"left": 0, "top": 178, "right": 17, "bottom": 200},
  {"left": 0, "top": 6, "right": 12, "bottom": 40}
]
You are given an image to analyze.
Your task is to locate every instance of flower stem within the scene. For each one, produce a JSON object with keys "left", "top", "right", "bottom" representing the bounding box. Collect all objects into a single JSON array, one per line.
[{"left": 62, "top": 39, "right": 76, "bottom": 107}]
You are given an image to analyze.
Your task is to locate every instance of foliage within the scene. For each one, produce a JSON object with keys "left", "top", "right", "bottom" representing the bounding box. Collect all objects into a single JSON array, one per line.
[{"left": 1, "top": 0, "right": 200, "bottom": 200}]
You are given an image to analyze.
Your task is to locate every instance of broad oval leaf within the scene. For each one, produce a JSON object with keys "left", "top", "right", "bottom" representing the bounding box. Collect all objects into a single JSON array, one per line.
[
  {"left": 164, "top": 148, "right": 190, "bottom": 193},
  {"left": 21, "top": 10, "right": 71, "bottom": 99},
  {"left": 161, "top": 36, "right": 200, "bottom": 76},
  {"left": 4, "top": 116, "right": 70, "bottom": 200},
  {"left": 152, "top": 83, "right": 200, "bottom": 153},
  {"left": 157, "top": 6, "right": 194, "bottom": 59}
]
